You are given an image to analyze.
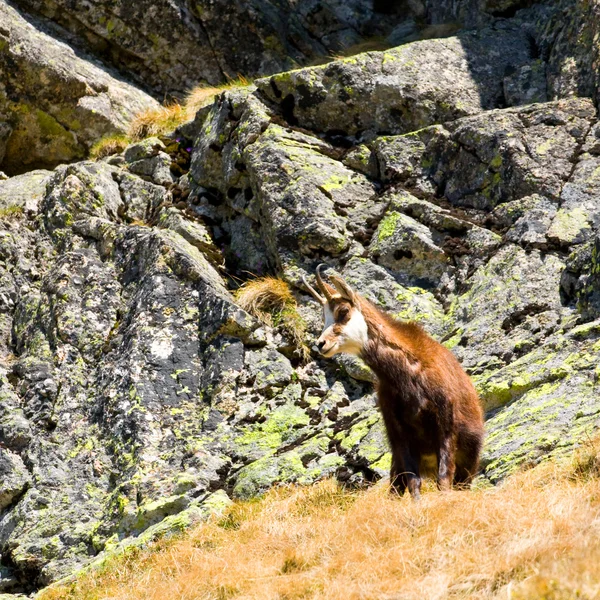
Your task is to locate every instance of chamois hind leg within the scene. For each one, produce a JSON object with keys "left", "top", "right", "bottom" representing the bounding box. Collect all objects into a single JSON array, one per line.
[
  {"left": 454, "top": 430, "right": 483, "bottom": 489},
  {"left": 437, "top": 435, "right": 457, "bottom": 491},
  {"left": 403, "top": 447, "right": 422, "bottom": 500},
  {"left": 454, "top": 461, "right": 477, "bottom": 488}
]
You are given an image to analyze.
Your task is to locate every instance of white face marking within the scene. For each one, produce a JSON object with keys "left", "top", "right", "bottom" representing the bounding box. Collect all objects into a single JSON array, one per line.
[
  {"left": 317, "top": 304, "right": 368, "bottom": 357},
  {"left": 323, "top": 304, "right": 335, "bottom": 329}
]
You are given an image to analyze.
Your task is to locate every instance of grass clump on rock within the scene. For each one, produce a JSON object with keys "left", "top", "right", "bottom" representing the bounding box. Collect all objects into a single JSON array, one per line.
[
  {"left": 0, "top": 204, "right": 24, "bottom": 220},
  {"left": 128, "top": 103, "right": 188, "bottom": 142},
  {"left": 128, "top": 76, "right": 253, "bottom": 142},
  {"left": 89, "top": 134, "right": 131, "bottom": 159},
  {"left": 185, "top": 75, "right": 251, "bottom": 115},
  {"left": 235, "top": 276, "right": 309, "bottom": 361}
]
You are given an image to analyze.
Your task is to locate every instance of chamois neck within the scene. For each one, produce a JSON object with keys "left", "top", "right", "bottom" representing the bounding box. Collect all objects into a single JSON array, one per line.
[{"left": 357, "top": 297, "right": 421, "bottom": 382}]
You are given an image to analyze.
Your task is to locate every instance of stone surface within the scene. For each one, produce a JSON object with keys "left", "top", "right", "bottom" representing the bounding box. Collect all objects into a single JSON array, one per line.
[
  {"left": 256, "top": 21, "right": 538, "bottom": 138},
  {"left": 12, "top": 0, "right": 422, "bottom": 96},
  {"left": 534, "top": 0, "right": 600, "bottom": 106},
  {"left": 0, "top": 1, "right": 158, "bottom": 175},
  {"left": 0, "top": 448, "right": 31, "bottom": 510}
]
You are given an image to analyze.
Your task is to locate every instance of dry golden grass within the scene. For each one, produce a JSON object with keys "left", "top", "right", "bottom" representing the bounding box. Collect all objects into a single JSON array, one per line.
[
  {"left": 127, "top": 103, "right": 188, "bottom": 142},
  {"left": 185, "top": 76, "right": 252, "bottom": 116},
  {"left": 330, "top": 36, "right": 392, "bottom": 59},
  {"left": 89, "top": 134, "right": 131, "bottom": 159},
  {"left": 127, "top": 76, "right": 252, "bottom": 142},
  {"left": 235, "top": 276, "right": 309, "bottom": 361},
  {"left": 40, "top": 439, "right": 600, "bottom": 600}
]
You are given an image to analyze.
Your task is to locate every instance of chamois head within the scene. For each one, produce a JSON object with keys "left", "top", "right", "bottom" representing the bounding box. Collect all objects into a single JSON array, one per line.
[{"left": 302, "top": 265, "right": 368, "bottom": 358}]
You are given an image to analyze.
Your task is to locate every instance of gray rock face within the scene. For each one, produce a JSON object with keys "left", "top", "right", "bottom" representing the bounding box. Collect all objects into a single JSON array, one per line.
[
  {"left": 256, "top": 21, "right": 539, "bottom": 138},
  {"left": 12, "top": 0, "right": 421, "bottom": 96},
  {"left": 0, "top": 449, "right": 31, "bottom": 510},
  {"left": 2, "top": 0, "right": 600, "bottom": 594},
  {"left": 534, "top": 0, "right": 600, "bottom": 105},
  {"left": 0, "top": 0, "right": 158, "bottom": 175}
]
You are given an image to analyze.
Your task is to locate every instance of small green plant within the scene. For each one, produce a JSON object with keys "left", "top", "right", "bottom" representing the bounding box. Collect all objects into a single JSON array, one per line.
[{"left": 0, "top": 204, "right": 24, "bottom": 220}]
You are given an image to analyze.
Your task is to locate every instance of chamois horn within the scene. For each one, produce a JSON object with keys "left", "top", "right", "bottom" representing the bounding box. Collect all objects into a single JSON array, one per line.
[
  {"left": 301, "top": 274, "right": 326, "bottom": 305},
  {"left": 316, "top": 264, "right": 334, "bottom": 302}
]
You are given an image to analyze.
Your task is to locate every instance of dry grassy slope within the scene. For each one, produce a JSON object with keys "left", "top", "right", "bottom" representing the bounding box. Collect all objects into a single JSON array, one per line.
[{"left": 39, "top": 440, "right": 600, "bottom": 600}]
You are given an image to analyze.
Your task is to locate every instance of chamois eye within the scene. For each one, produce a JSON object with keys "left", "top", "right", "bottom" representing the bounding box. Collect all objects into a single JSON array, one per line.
[{"left": 337, "top": 307, "right": 349, "bottom": 319}]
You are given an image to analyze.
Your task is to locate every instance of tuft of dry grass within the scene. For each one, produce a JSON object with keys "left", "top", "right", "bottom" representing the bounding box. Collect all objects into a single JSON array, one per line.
[
  {"left": 330, "top": 36, "right": 392, "bottom": 59},
  {"left": 127, "top": 76, "right": 252, "bottom": 142},
  {"left": 89, "top": 134, "right": 131, "bottom": 159},
  {"left": 40, "top": 441, "right": 600, "bottom": 600},
  {"left": 128, "top": 103, "right": 188, "bottom": 142},
  {"left": 185, "top": 75, "right": 252, "bottom": 116},
  {"left": 235, "top": 276, "right": 309, "bottom": 361}
]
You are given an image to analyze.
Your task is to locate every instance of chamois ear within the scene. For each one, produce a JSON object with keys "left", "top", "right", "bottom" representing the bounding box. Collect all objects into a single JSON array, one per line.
[{"left": 328, "top": 273, "right": 357, "bottom": 304}]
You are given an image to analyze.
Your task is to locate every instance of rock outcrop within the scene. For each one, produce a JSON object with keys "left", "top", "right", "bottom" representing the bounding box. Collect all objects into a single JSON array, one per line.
[
  {"left": 1, "top": 0, "right": 600, "bottom": 594},
  {"left": 0, "top": 1, "right": 158, "bottom": 175},
  {"left": 11, "top": 0, "right": 422, "bottom": 96}
]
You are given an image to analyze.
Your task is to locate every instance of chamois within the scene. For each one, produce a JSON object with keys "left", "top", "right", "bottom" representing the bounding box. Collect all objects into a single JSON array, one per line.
[{"left": 303, "top": 265, "right": 484, "bottom": 500}]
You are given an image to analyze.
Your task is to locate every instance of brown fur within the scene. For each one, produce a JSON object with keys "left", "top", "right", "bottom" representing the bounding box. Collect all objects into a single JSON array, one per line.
[{"left": 355, "top": 296, "right": 484, "bottom": 498}]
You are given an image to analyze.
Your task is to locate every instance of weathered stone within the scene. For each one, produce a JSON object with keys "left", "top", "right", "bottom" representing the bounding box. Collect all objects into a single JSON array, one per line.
[
  {"left": 547, "top": 125, "right": 600, "bottom": 246},
  {"left": 0, "top": 170, "right": 50, "bottom": 215},
  {"left": 479, "top": 324, "right": 600, "bottom": 481},
  {"left": 572, "top": 236, "right": 600, "bottom": 320},
  {"left": 257, "top": 22, "right": 536, "bottom": 137},
  {"left": 157, "top": 207, "right": 223, "bottom": 268},
  {"left": 369, "top": 210, "right": 449, "bottom": 287},
  {"left": 503, "top": 60, "right": 548, "bottom": 107},
  {"left": 0, "top": 448, "right": 31, "bottom": 510},
  {"left": 123, "top": 138, "right": 166, "bottom": 164},
  {"left": 502, "top": 195, "right": 558, "bottom": 248},
  {"left": 534, "top": 0, "right": 600, "bottom": 105},
  {"left": 12, "top": 0, "right": 416, "bottom": 96},
  {"left": 0, "top": 1, "right": 157, "bottom": 174},
  {"left": 446, "top": 244, "right": 565, "bottom": 372},
  {"left": 429, "top": 98, "right": 595, "bottom": 210}
]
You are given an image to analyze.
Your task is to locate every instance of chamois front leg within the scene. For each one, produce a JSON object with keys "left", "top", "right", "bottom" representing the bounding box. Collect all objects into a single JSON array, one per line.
[
  {"left": 437, "top": 435, "right": 456, "bottom": 491},
  {"left": 390, "top": 442, "right": 422, "bottom": 500},
  {"left": 381, "top": 407, "right": 422, "bottom": 499},
  {"left": 390, "top": 454, "right": 407, "bottom": 496}
]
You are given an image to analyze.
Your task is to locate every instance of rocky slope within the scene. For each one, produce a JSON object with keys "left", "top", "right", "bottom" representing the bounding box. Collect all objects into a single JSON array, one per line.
[{"left": 1, "top": 0, "right": 600, "bottom": 594}]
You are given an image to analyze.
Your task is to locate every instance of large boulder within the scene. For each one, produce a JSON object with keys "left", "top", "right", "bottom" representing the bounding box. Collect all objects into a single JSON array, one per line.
[
  {"left": 0, "top": 1, "right": 158, "bottom": 175},
  {"left": 256, "top": 20, "right": 539, "bottom": 138}
]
